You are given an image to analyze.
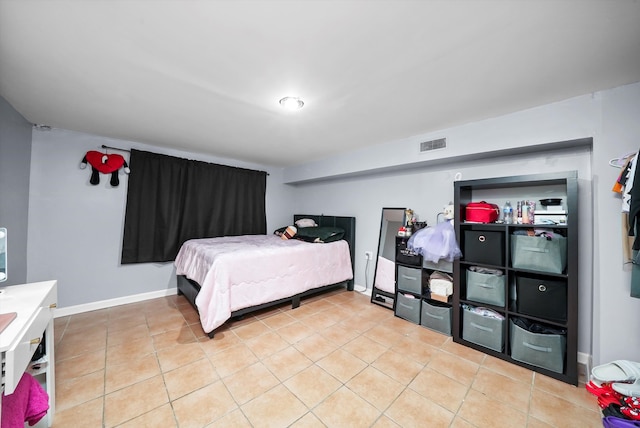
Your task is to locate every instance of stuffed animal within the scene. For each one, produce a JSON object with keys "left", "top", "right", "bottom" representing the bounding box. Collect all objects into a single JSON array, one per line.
[{"left": 80, "top": 151, "right": 130, "bottom": 186}]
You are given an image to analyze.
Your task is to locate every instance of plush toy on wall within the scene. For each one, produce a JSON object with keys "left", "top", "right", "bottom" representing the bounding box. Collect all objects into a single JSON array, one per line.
[{"left": 80, "top": 151, "right": 130, "bottom": 186}]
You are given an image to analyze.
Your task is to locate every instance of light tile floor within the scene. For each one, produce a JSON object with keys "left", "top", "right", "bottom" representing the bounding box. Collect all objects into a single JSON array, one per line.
[{"left": 50, "top": 288, "right": 602, "bottom": 427}]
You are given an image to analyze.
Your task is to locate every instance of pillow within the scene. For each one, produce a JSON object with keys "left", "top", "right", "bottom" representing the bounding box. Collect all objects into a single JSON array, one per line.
[
  {"left": 280, "top": 225, "right": 297, "bottom": 240},
  {"left": 295, "top": 218, "right": 317, "bottom": 228},
  {"left": 294, "top": 226, "right": 345, "bottom": 243}
]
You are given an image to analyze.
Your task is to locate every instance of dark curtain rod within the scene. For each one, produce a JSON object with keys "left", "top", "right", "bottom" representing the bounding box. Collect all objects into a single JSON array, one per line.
[
  {"left": 101, "top": 144, "right": 131, "bottom": 153},
  {"left": 100, "top": 144, "right": 269, "bottom": 176}
]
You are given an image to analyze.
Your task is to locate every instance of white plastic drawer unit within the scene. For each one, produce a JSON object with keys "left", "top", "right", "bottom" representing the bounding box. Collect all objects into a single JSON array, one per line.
[{"left": 0, "top": 280, "right": 57, "bottom": 394}]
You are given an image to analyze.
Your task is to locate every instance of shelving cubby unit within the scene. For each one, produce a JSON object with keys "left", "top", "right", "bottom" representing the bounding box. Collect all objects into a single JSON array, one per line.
[{"left": 452, "top": 171, "right": 579, "bottom": 385}]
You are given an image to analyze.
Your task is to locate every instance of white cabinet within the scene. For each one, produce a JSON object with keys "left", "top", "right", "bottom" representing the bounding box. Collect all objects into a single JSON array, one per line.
[{"left": 1, "top": 280, "right": 57, "bottom": 427}]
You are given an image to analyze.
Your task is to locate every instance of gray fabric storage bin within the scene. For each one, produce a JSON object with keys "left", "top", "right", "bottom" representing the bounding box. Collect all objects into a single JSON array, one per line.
[
  {"left": 395, "top": 293, "right": 421, "bottom": 324},
  {"left": 423, "top": 259, "right": 453, "bottom": 273},
  {"left": 510, "top": 321, "right": 566, "bottom": 373},
  {"left": 462, "top": 306, "right": 504, "bottom": 352},
  {"left": 511, "top": 235, "right": 567, "bottom": 274},
  {"left": 420, "top": 300, "right": 452, "bottom": 335},
  {"left": 466, "top": 269, "right": 505, "bottom": 307},
  {"left": 397, "top": 265, "right": 423, "bottom": 294}
]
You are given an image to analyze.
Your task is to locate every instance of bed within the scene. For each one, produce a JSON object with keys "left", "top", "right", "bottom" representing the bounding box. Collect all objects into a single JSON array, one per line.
[{"left": 175, "top": 214, "right": 356, "bottom": 337}]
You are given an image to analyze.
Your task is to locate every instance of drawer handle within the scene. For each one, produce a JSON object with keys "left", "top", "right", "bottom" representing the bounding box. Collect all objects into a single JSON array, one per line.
[
  {"left": 522, "top": 342, "right": 551, "bottom": 353},
  {"left": 470, "top": 322, "right": 493, "bottom": 333},
  {"left": 401, "top": 275, "right": 417, "bottom": 281},
  {"left": 522, "top": 246, "right": 549, "bottom": 254},
  {"left": 30, "top": 337, "right": 41, "bottom": 345},
  {"left": 424, "top": 312, "right": 443, "bottom": 320},
  {"left": 478, "top": 235, "right": 486, "bottom": 242},
  {"left": 538, "top": 284, "right": 547, "bottom": 292},
  {"left": 49, "top": 303, "right": 57, "bottom": 308}
]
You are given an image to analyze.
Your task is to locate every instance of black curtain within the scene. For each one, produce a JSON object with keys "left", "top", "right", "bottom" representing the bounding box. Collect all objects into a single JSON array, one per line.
[{"left": 121, "top": 149, "right": 267, "bottom": 264}]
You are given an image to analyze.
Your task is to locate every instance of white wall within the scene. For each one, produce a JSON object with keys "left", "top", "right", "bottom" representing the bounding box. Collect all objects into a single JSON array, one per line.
[
  {"left": 283, "top": 81, "right": 640, "bottom": 365},
  {"left": 291, "top": 148, "right": 593, "bottom": 356},
  {"left": 27, "top": 128, "right": 293, "bottom": 307},
  {"left": 0, "top": 96, "right": 32, "bottom": 285},
  {"left": 283, "top": 92, "right": 598, "bottom": 184},
  {"left": 23, "top": 81, "right": 640, "bottom": 365},
  {"left": 592, "top": 83, "right": 640, "bottom": 365}
]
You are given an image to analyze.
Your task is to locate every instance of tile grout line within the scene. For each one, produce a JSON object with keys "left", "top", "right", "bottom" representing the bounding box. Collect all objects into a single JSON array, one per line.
[{"left": 53, "top": 292, "right": 601, "bottom": 427}]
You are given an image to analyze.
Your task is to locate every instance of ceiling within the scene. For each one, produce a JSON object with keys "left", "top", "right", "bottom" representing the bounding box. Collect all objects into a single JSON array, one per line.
[{"left": 1, "top": 1, "right": 639, "bottom": 167}]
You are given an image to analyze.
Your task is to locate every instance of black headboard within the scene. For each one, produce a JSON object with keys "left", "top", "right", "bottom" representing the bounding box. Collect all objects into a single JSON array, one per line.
[{"left": 294, "top": 214, "right": 356, "bottom": 289}]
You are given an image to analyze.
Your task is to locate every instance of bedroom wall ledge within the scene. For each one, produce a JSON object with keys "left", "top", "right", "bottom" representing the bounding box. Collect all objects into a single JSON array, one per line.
[
  {"left": 283, "top": 137, "right": 593, "bottom": 185},
  {"left": 282, "top": 92, "right": 600, "bottom": 185}
]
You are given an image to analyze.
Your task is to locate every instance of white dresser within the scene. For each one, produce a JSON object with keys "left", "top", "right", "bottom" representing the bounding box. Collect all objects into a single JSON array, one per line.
[{"left": 0, "top": 280, "right": 57, "bottom": 427}]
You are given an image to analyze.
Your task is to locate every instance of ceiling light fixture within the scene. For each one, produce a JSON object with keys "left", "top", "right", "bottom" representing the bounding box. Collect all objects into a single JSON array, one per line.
[{"left": 279, "top": 96, "right": 304, "bottom": 110}]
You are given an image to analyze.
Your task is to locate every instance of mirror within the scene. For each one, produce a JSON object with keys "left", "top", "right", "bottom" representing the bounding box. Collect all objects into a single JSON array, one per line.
[
  {"left": 0, "top": 228, "right": 6, "bottom": 282},
  {"left": 371, "top": 208, "right": 405, "bottom": 309}
]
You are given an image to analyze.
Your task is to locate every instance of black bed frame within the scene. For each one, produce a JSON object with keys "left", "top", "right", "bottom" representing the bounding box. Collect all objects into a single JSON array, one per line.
[{"left": 177, "top": 214, "right": 356, "bottom": 338}]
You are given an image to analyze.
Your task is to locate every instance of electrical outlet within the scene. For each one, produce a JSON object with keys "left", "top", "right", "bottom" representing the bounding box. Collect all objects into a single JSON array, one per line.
[{"left": 365, "top": 251, "right": 373, "bottom": 260}]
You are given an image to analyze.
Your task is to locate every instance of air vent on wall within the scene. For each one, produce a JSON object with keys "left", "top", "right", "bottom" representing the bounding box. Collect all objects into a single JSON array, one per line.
[{"left": 420, "top": 138, "right": 446, "bottom": 153}]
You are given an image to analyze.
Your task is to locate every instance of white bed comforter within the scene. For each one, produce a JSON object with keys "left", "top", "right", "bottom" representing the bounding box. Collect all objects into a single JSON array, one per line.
[{"left": 175, "top": 235, "right": 353, "bottom": 333}]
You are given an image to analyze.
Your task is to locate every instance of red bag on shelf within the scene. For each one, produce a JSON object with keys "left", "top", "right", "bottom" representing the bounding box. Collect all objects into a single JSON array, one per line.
[{"left": 465, "top": 201, "right": 500, "bottom": 223}]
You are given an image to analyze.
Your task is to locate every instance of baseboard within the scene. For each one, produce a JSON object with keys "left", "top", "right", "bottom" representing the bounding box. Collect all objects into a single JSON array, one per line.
[
  {"left": 353, "top": 283, "right": 371, "bottom": 296},
  {"left": 54, "top": 288, "right": 178, "bottom": 318},
  {"left": 578, "top": 351, "right": 592, "bottom": 384},
  {"left": 55, "top": 283, "right": 368, "bottom": 317}
]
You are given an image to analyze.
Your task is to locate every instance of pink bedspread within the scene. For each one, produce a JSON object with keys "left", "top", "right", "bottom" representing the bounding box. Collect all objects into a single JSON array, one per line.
[{"left": 175, "top": 235, "right": 353, "bottom": 333}]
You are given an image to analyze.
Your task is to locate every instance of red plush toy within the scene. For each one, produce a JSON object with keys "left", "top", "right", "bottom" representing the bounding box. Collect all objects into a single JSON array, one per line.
[{"left": 80, "top": 151, "right": 131, "bottom": 186}]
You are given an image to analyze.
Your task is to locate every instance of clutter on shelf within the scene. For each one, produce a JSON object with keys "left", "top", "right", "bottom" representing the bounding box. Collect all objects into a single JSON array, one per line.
[
  {"left": 463, "top": 198, "right": 567, "bottom": 225},
  {"left": 407, "top": 220, "right": 462, "bottom": 263}
]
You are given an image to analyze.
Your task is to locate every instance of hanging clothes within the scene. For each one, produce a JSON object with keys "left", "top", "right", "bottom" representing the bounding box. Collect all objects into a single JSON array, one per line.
[
  {"left": 623, "top": 153, "right": 638, "bottom": 212},
  {"left": 626, "top": 150, "right": 640, "bottom": 298},
  {"left": 613, "top": 153, "right": 638, "bottom": 267},
  {"left": 613, "top": 155, "right": 634, "bottom": 194},
  {"left": 632, "top": 251, "right": 640, "bottom": 299}
]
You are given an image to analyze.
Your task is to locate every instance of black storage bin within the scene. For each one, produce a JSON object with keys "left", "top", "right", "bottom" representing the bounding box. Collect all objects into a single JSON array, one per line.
[
  {"left": 396, "top": 238, "right": 422, "bottom": 266},
  {"left": 463, "top": 230, "right": 504, "bottom": 266},
  {"left": 516, "top": 274, "right": 567, "bottom": 322}
]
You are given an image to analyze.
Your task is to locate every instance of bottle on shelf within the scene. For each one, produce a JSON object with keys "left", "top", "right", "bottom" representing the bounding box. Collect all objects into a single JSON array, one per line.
[
  {"left": 522, "top": 203, "right": 529, "bottom": 224},
  {"left": 503, "top": 201, "right": 513, "bottom": 224}
]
